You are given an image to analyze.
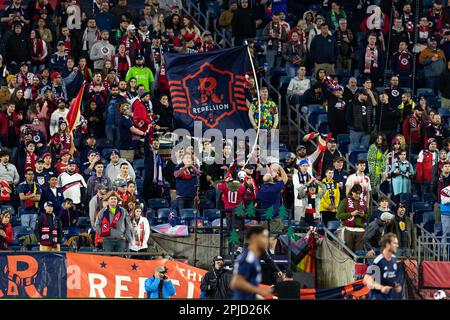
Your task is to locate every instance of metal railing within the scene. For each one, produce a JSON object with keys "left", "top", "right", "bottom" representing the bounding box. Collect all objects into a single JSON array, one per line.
[
  {"left": 415, "top": 223, "right": 449, "bottom": 264},
  {"left": 287, "top": 102, "right": 395, "bottom": 209},
  {"left": 323, "top": 227, "right": 359, "bottom": 261},
  {"left": 185, "top": 0, "right": 232, "bottom": 48}
]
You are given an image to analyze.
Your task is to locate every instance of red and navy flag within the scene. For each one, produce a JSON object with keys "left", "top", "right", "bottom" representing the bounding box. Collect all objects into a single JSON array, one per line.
[
  {"left": 66, "top": 83, "right": 86, "bottom": 133},
  {"left": 164, "top": 46, "right": 252, "bottom": 134}
]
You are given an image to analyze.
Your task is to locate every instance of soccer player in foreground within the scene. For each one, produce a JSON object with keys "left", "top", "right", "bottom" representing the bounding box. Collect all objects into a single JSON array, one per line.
[
  {"left": 230, "top": 226, "right": 274, "bottom": 300},
  {"left": 363, "top": 233, "right": 402, "bottom": 300}
]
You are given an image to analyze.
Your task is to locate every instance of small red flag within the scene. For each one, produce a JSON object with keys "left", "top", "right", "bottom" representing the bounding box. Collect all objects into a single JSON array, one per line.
[{"left": 66, "top": 83, "right": 85, "bottom": 133}]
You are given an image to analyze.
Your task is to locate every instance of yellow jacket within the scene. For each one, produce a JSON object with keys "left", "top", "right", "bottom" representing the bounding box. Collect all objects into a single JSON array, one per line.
[{"left": 319, "top": 178, "right": 340, "bottom": 212}]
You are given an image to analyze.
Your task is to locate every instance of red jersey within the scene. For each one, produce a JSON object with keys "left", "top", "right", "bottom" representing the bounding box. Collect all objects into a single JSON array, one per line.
[{"left": 218, "top": 181, "right": 246, "bottom": 211}]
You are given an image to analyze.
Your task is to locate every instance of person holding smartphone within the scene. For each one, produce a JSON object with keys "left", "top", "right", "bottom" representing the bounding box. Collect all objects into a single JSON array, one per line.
[{"left": 145, "top": 266, "right": 176, "bottom": 299}]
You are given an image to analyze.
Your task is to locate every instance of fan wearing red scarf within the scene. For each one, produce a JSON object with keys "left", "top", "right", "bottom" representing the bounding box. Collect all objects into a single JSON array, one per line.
[
  {"left": 94, "top": 191, "right": 132, "bottom": 253},
  {"left": 336, "top": 184, "right": 369, "bottom": 253}
]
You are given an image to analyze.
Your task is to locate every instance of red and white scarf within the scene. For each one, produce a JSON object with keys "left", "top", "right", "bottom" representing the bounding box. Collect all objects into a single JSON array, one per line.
[
  {"left": 344, "top": 196, "right": 366, "bottom": 227},
  {"left": 364, "top": 46, "right": 378, "bottom": 73}
]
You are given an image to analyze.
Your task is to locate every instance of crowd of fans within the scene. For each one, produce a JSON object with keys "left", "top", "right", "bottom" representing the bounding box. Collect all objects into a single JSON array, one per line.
[{"left": 0, "top": 0, "right": 448, "bottom": 260}]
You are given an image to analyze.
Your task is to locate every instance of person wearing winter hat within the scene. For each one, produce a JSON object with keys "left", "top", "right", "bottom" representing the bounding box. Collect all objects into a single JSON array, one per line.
[
  {"left": 419, "top": 35, "right": 446, "bottom": 95},
  {"left": 364, "top": 211, "right": 395, "bottom": 257},
  {"left": 36, "top": 201, "right": 63, "bottom": 252},
  {"left": 54, "top": 149, "right": 73, "bottom": 174},
  {"left": 50, "top": 70, "right": 67, "bottom": 101},
  {"left": 386, "top": 202, "right": 415, "bottom": 257}
]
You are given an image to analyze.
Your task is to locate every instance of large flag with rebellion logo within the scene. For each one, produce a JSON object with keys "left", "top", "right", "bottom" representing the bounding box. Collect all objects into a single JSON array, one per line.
[{"left": 164, "top": 46, "right": 252, "bottom": 134}]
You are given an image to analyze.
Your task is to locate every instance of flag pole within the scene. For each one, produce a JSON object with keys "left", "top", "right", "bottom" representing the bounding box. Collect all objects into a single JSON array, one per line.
[{"left": 244, "top": 42, "right": 262, "bottom": 168}]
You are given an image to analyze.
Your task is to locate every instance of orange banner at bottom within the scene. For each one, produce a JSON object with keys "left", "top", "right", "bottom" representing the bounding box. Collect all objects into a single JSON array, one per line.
[
  {"left": 65, "top": 253, "right": 370, "bottom": 299},
  {"left": 66, "top": 253, "right": 207, "bottom": 298}
]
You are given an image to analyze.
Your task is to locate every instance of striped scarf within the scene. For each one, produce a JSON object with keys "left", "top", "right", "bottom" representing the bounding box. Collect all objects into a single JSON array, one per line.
[
  {"left": 82, "top": 28, "right": 101, "bottom": 51},
  {"left": 113, "top": 53, "right": 131, "bottom": 79},
  {"left": 364, "top": 46, "right": 378, "bottom": 73},
  {"left": 31, "top": 38, "right": 45, "bottom": 63}
]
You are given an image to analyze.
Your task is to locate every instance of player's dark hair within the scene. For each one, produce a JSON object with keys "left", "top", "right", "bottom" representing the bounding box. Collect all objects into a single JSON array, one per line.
[{"left": 245, "top": 226, "right": 267, "bottom": 240}]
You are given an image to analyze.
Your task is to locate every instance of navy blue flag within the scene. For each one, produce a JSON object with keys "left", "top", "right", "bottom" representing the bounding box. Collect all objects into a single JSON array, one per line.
[
  {"left": 164, "top": 46, "right": 252, "bottom": 134},
  {"left": 0, "top": 253, "right": 67, "bottom": 298}
]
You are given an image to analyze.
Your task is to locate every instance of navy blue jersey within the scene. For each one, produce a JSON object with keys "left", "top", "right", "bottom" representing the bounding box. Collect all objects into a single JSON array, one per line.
[
  {"left": 232, "top": 249, "right": 262, "bottom": 300},
  {"left": 366, "top": 254, "right": 400, "bottom": 300}
]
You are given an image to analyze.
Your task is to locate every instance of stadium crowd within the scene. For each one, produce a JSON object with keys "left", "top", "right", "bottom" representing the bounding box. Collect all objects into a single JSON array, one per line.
[{"left": 0, "top": 0, "right": 448, "bottom": 261}]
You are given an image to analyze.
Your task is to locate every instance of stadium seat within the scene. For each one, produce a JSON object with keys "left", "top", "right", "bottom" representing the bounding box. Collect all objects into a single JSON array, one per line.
[
  {"left": 428, "top": 97, "right": 440, "bottom": 108},
  {"left": 400, "top": 87, "right": 411, "bottom": 93},
  {"left": 135, "top": 177, "right": 144, "bottom": 190},
  {"left": 10, "top": 216, "right": 21, "bottom": 227},
  {"left": 400, "top": 193, "right": 412, "bottom": 203},
  {"left": 327, "top": 220, "right": 341, "bottom": 232},
  {"left": 422, "top": 193, "right": 435, "bottom": 204},
  {"left": 60, "top": 246, "right": 72, "bottom": 252},
  {"left": 411, "top": 202, "right": 432, "bottom": 214},
  {"left": 317, "top": 114, "right": 329, "bottom": 132},
  {"left": 76, "top": 217, "right": 91, "bottom": 229},
  {"left": 79, "top": 247, "right": 94, "bottom": 252},
  {"left": 279, "top": 143, "right": 289, "bottom": 152},
  {"left": 308, "top": 106, "right": 327, "bottom": 127},
  {"left": 134, "top": 159, "right": 145, "bottom": 172},
  {"left": 157, "top": 208, "right": 174, "bottom": 219},
  {"left": 96, "top": 139, "right": 113, "bottom": 149},
  {"left": 349, "top": 148, "right": 367, "bottom": 165},
  {"left": 1, "top": 205, "right": 15, "bottom": 215},
  {"left": 422, "top": 212, "right": 435, "bottom": 233},
  {"left": 203, "top": 209, "right": 221, "bottom": 221},
  {"left": 438, "top": 107, "right": 450, "bottom": 117},
  {"left": 355, "top": 250, "right": 366, "bottom": 257},
  {"left": 31, "top": 245, "right": 40, "bottom": 251},
  {"left": 336, "top": 69, "right": 350, "bottom": 78},
  {"left": 63, "top": 227, "right": 82, "bottom": 239},
  {"left": 180, "top": 208, "right": 195, "bottom": 220},
  {"left": 337, "top": 134, "right": 350, "bottom": 145},
  {"left": 357, "top": 153, "right": 368, "bottom": 162},
  {"left": 8, "top": 245, "right": 22, "bottom": 251},
  {"left": 101, "top": 148, "right": 114, "bottom": 159},
  {"left": 410, "top": 193, "right": 421, "bottom": 203},
  {"left": 13, "top": 226, "right": 32, "bottom": 240},
  {"left": 148, "top": 198, "right": 170, "bottom": 210},
  {"left": 416, "top": 88, "right": 435, "bottom": 97},
  {"left": 145, "top": 209, "right": 156, "bottom": 218},
  {"left": 199, "top": 199, "right": 214, "bottom": 211}
]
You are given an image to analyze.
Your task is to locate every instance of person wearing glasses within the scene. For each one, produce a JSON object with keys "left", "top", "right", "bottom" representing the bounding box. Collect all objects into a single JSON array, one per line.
[{"left": 18, "top": 168, "right": 42, "bottom": 229}]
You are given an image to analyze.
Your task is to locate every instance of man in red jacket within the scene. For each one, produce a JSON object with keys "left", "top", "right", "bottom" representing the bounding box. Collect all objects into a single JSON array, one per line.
[
  {"left": 402, "top": 107, "right": 425, "bottom": 155},
  {"left": 417, "top": 138, "right": 439, "bottom": 194},
  {"left": 132, "top": 91, "right": 159, "bottom": 134},
  {"left": 0, "top": 102, "right": 22, "bottom": 152}
]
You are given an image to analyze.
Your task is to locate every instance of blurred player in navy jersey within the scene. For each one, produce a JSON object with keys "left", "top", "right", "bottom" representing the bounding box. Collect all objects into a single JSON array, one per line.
[
  {"left": 364, "top": 233, "right": 402, "bottom": 300},
  {"left": 230, "top": 226, "right": 273, "bottom": 300}
]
